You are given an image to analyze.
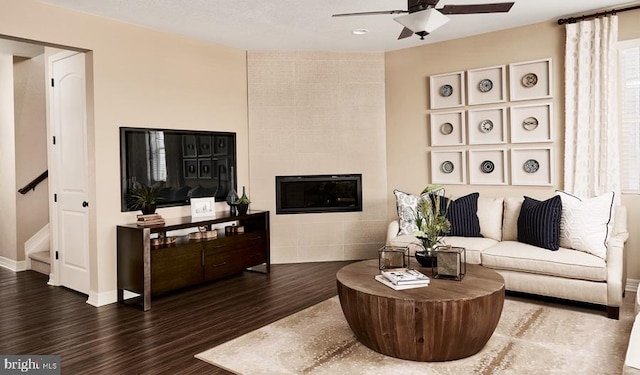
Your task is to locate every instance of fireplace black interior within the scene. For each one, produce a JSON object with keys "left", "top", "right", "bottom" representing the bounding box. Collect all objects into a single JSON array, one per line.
[{"left": 276, "top": 174, "right": 362, "bottom": 214}]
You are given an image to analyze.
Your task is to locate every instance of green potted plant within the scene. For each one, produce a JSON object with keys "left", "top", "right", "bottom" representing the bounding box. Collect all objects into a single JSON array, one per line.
[
  {"left": 128, "top": 182, "right": 163, "bottom": 215},
  {"left": 234, "top": 186, "right": 251, "bottom": 215},
  {"left": 411, "top": 185, "right": 451, "bottom": 267}
]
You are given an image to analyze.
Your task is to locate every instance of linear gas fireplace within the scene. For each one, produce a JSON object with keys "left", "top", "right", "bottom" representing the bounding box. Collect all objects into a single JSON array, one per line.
[{"left": 275, "top": 174, "right": 362, "bottom": 214}]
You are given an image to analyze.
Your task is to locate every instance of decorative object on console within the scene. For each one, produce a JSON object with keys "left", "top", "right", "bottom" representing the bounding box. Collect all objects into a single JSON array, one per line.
[
  {"left": 190, "top": 196, "right": 217, "bottom": 219},
  {"left": 429, "top": 71, "right": 465, "bottom": 109},
  {"left": 555, "top": 190, "right": 615, "bottom": 259},
  {"left": 378, "top": 245, "right": 410, "bottom": 270},
  {"left": 517, "top": 195, "right": 562, "bottom": 250},
  {"left": 226, "top": 166, "right": 239, "bottom": 215},
  {"left": 235, "top": 186, "right": 251, "bottom": 215},
  {"left": 136, "top": 213, "right": 165, "bottom": 227},
  {"left": 188, "top": 225, "right": 218, "bottom": 240},
  {"left": 128, "top": 182, "right": 163, "bottom": 215},
  {"left": 467, "top": 65, "right": 506, "bottom": 105}
]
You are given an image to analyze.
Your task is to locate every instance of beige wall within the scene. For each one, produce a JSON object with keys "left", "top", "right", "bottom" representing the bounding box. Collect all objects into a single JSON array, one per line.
[
  {"left": 14, "top": 54, "right": 48, "bottom": 261},
  {"left": 0, "top": 54, "right": 18, "bottom": 266},
  {"left": 0, "top": 0, "right": 248, "bottom": 301},
  {"left": 247, "top": 52, "right": 388, "bottom": 263},
  {"left": 385, "top": 12, "right": 640, "bottom": 285}
]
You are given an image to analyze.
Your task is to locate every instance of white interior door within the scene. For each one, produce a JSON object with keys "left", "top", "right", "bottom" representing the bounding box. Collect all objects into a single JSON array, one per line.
[{"left": 50, "top": 52, "right": 90, "bottom": 294}]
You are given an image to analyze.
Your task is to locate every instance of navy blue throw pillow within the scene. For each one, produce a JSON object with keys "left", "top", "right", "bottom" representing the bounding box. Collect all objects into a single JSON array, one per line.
[
  {"left": 517, "top": 195, "right": 562, "bottom": 251},
  {"left": 433, "top": 193, "right": 482, "bottom": 237}
]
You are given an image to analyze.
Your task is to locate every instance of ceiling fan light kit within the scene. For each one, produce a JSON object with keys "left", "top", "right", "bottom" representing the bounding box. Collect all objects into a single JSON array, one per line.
[{"left": 393, "top": 8, "right": 450, "bottom": 34}]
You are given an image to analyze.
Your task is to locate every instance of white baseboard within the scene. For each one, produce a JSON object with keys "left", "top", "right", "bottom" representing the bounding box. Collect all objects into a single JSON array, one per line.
[
  {"left": 0, "top": 256, "right": 26, "bottom": 272},
  {"left": 86, "top": 290, "right": 118, "bottom": 307},
  {"left": 627, "top": 279, "right": 639, "bottom": 293}
]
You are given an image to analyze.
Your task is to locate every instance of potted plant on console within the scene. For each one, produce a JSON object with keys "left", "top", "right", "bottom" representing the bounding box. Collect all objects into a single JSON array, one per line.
[
  {"left": 412, "top": 185, "right": 450, "bottom": 267},
  {"left": 128, "top": 182, "right": 163, "bottom": 215},
  {"left": 234, "top": 186, "right": 250, "bottom": 215}
]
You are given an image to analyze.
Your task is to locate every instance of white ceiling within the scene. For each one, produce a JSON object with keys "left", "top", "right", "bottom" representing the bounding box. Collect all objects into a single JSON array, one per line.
[{"left": 37, "top": 0, "right": 636, "bottom": 52}]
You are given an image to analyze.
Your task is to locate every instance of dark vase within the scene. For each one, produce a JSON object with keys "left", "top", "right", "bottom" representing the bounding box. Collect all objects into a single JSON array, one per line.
[
  {"left": 415, "top": 251, "right": 437, "bottom": 268},
  {"left": 237, "top": 203, "right": 249, "bottom": 215},
  {"left": 141, "top": 203, "right": 156, "bottom": 215},
  {"left": 226, "top": 166, "right": 238, "bottom": 212}
]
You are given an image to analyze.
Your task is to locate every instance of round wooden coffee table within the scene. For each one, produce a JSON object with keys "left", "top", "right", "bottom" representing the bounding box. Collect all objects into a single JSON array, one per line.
[{"left": 336, "top": 260, "right": 505, "bottom": 362}]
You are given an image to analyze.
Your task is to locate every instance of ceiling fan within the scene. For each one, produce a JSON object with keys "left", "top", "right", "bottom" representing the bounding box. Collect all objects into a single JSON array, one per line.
[{"left": 332, "top": 0, "right": 515, "bottom": 40}]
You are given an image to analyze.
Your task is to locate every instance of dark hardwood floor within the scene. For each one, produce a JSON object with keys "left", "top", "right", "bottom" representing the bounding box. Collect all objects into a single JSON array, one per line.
[{"left": 0, "top": 261, "right": 353, "bottom": 374}]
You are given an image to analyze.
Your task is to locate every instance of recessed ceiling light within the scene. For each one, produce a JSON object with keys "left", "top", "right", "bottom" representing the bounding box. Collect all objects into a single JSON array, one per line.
[{"left": 352, "top": 29, "right": 369, "bottom": 35}]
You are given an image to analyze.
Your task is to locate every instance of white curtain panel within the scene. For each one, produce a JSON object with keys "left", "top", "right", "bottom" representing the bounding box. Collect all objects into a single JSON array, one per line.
[{"left": 564, "top": 16, "right": 620, "bottom": 199}]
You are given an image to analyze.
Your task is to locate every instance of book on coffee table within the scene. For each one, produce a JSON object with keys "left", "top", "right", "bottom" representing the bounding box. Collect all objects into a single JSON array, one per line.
[
  {"left": 381, "top": 268, "right": 430, "bottom": 285},
  {"left": 375, "top": 275, "right": 429, "bottom": 290}
]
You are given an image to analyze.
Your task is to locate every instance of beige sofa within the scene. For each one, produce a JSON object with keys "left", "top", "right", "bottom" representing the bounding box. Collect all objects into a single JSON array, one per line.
[
  {"left": 625, "top": 291, "right": 640, "bottom": 374},
  {"left": 387, "top": 196, "right": 628, "bottom": 319}
]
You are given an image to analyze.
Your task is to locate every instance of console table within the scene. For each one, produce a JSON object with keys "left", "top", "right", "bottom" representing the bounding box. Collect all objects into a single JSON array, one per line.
[{"left": 117, "top": 210, "right": 270, "bottom": 311}]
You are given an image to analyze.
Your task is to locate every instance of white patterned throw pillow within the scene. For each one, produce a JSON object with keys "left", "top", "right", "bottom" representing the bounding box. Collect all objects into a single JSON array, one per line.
[
  {"left": 393, "top": 189, "right": 444, "bottom": 236},
  {"left": 556, "top": 190, "right": 615, "bottom": 259}
]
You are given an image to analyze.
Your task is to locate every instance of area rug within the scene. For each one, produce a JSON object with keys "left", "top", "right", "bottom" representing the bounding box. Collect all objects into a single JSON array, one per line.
[{"left": 196, "top": 294, "right": 635, "bottom": 374}]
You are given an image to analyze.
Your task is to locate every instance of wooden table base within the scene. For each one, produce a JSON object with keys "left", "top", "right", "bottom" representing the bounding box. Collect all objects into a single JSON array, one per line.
[{"left": 337, "top": 260, "right": 505, "bottom": 362}]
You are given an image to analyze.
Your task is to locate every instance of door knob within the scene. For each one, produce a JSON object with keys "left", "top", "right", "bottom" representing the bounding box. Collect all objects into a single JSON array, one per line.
[{"left": 82, "top": 201, "right": 89, "bottom": 207}]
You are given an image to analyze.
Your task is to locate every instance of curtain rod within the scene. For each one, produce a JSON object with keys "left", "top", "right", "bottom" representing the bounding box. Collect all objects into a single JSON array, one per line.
[{"left": 557, "top": 4, "right": 640, "bottom": 25}]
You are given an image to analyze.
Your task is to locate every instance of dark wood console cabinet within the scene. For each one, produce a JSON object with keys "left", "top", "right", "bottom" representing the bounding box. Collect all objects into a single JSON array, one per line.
[{"left": 117, "top": 210, "right": 270, "bottom": 310}]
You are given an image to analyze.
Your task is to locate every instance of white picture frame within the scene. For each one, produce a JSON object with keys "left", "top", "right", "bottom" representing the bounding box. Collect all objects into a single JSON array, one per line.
[
  {"left": 430, "top": 110, "right": 466, "bottom": 146},
  {"left": 509, "top": 58, "right": 553, "bottom": 101},
  {"left": 510, "top": 102, "right": 553, "bottom": 143},
  {"left": 468, "top": 149, "right": 508, "bottom": 185},
  {"left": 190, "top": 197, "right": 217, "bottom": 218},
  {"left": 467, "top": 65, "right": 506, "bottom": 105},
  {"left": 431, "top": 151, "right": 466, "bottom": 185},
  {"left": 430, "top": 71, "right": 465, "bottom": 109},
  {"left": 467, "top": 107, "right": 507, "bottom": 145},
  {"left": 510, "top": 147, "right": 553, "bottom": 186}
]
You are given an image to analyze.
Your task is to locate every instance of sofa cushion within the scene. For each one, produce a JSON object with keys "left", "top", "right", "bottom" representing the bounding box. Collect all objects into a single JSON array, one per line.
[
  {"left": 388, "top": 234, "right": 424, "bottom": 256},
  {"left": 556, "top": 190, "right": 614, "bottom": 260},
  {"left": 433, "top": 192, "right": 482, "bottom": 237},
  {"left": 502, "top": 197, "right": 523, "bottom": 241},
  {"left": 517, "top": 195, "right": 562, "bottom": 250},
  {"left": 478, "top": 197, "right": 504, "bottom": 241},
  {"left": 441, "top": 236, "right": 499, "bottom": 265},
  {"left": 481, "top": 241, "right": 606, "bottom": 282}
]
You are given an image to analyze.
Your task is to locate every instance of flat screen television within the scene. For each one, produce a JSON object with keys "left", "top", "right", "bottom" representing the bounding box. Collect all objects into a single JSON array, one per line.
[{"left": 120, "top": 127, "right": 236, "bottom": 212}]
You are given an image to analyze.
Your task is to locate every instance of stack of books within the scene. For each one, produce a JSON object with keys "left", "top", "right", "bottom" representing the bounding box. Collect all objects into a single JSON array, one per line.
[
  {"left": 136, "top": 213, "right": 165, "bottom": 227},
  {"left": 375, "top": 268, "right": 430, "bottom": 290}
]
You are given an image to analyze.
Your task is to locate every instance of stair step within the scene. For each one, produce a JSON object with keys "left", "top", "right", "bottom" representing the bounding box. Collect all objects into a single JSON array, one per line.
[{"left": 30, "top": 251, "right": 50, "bottom": 275}]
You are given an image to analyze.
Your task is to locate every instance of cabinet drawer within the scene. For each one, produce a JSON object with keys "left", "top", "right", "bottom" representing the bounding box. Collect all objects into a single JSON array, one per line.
[
  {"left": 151, "top": 242, "right": 203, "bottom": 295},
  {"left": 203, "top": 244, "right": 267, "bottom": 280}
]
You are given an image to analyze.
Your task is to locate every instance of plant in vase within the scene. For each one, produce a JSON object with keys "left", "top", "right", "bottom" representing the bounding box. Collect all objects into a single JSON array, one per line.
[
  {"left": 234, "top": 186, "right": 251, "bottom": 215},
  {"left": 411, "top": 185, "right": 451, "bottom": 267},
  {"left": 128, "top": 182, "right": 163, "bottom": 215}
]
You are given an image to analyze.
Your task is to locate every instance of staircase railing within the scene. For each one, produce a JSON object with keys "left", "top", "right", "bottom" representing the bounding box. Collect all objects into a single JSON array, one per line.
[{"left": 18, "top": 170, "right": 48, "bottom": 195}]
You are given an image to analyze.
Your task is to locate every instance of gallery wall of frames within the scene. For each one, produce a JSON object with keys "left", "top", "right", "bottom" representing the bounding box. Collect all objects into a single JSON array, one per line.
[{"left": 429, "top": 58, "right": 553, "bottom": 186}]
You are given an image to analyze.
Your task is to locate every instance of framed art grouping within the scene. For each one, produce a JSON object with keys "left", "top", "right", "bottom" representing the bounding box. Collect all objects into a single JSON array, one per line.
[
  {"left": 431, "top": 150, "right": 466, "bottom": 185},
  {"left": 509, "top": 58, "right": 552, "bottom": 101},
  {"left": 467, "top": 107, "right": 507, "bottom": 145},
  {"left": 430, "top": 71, "right": 465, "bottom": 109},
  {"left": 510, "top": 147, "right": 553, "bottom": 186},
  {"left": 468, "top": 149, "right": 508, "bottom": 185},
  {"left": 467, "top": 65, "right": 506, "bottom": 105},
  {"left": 510, "top": 102, "right": 553, "bottom": 143},
  {"left": 430, "top": 110, "right": 466, "bottom": 146}
]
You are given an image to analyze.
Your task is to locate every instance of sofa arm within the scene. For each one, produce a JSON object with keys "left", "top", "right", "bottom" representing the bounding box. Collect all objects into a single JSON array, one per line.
[
  {"left": 606, "top": 231, "right": 628, "bottom": 308},
  {"left": 386, "top": 220, "right": 400, "bottom": 244}
]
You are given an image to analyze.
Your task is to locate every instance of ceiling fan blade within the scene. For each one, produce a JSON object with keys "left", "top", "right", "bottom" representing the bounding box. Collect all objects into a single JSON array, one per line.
[
  {"left": 398, "top": 27, "right": 414, "bottom": 40},
  {"left": 438, "top": 2, "right": 514, "bottom": 15},
  {"left": 332, "top": 10, "right": 407, "bottom": 17}
]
